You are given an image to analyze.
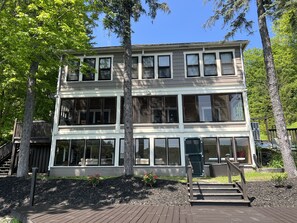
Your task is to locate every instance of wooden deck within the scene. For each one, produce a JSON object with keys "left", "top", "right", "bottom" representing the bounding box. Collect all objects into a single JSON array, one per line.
[{"left": 12, "top": 204, "right": 297, "bottom": 223}]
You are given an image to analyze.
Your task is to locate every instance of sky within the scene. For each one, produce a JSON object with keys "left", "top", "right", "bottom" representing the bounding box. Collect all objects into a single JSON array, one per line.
[{"left": 93, "top": 1, "right": 273, "bottom": 49}]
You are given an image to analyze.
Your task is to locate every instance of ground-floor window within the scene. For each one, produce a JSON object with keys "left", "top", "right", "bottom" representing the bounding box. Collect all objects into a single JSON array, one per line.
[
  {"left": 119, "top": 138, "right": 150, "bottom": 166},
  {"left": 154, "top": 138, "right": 181, "bottom": 165},
  {"left": 203, "top": 137, "right": 251, "bottom": 164},
  {"left": 54, "top": 139, "right": 115, "bottom": 166}
]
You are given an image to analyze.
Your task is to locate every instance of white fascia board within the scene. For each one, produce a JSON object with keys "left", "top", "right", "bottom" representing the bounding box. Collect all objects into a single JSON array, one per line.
[{"left": 58, "top": 85, "right": 246, "bottom": 98}]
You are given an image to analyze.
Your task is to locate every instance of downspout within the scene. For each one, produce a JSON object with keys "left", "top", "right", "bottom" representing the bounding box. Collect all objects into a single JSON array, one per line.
[{"left": 48, "top": 56, "right": 63, "bottom": 172}]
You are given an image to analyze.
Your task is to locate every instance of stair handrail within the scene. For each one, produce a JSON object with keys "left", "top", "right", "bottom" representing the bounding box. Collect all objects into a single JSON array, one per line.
[
  {"left": 186, "top": 155, "right": 194, "bottom": 200},
  {"left": 225, "top": 154, "right": 247, "bottom": 200},
  {"left": 0, "top": 142, "right": 12, "bottom": 163}
]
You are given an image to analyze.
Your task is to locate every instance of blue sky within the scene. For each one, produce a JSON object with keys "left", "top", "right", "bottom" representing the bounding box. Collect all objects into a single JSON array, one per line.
[{"left": 93, "top": 1, "right": 272, "bottom": 49}]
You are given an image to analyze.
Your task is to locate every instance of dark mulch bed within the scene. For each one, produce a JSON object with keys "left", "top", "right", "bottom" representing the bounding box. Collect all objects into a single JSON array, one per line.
[
  {"left": 0, "top": 176, "right": 189, "bottom": 217},
  {"left": 1, "top": 176, "right": 297, "bottom": 217}
]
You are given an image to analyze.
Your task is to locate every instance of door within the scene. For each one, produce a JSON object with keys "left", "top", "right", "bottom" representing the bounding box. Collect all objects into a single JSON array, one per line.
[{"left": 185, "top": 138, "right": 204, "bottom": 177}]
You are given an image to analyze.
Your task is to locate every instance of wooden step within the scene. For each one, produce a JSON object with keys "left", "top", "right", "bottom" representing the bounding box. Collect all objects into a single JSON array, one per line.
[
  {"left": 190, "top": 182, "right": 236, "bottom": 188},
  {"left": 191, "top": 192, "right": 243, "bottom": 200},
  {"left": 190, "top": 187, "right": 240, "bottom": 193},
  {"left": 190, "top": 199, "right": 250, "bottom": 206}
]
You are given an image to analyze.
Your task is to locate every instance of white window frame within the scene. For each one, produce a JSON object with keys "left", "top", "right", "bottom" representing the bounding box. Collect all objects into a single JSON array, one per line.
[
  {"left": 65, "top": 55, "right": 114, "bottom": 82},
  {"left": 184, "top": 49, "right": 237, "bottom": 77}
]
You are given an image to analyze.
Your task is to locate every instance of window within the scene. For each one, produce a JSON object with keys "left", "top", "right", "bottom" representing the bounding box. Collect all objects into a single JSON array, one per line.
[
  {"left": 69, "top": 140, "right": 85, "bottom": 166},
  {"left": 132, "top": 57, "right": 139, "bottom": 79},
  {"left": 55, "top": 140, "right": 70, "bottom": 166},
  {"left": 54, "top": 139, "right": 115, "bottom": 166},
  {"left": 154, "top": 138, "right": 181, "bottom": 165},
  {"left": 99, "top": 57, "right": 112, "bottom": 80},
  {"left": 67, "top": 59, "right": 80, "bottom": 81},
  {"left": 220, "top": 52, "right": 235, "bottom": 75},
  {"left": 235, "top": 137, "right": 251, "bottom": 163},
  {"left": 131, "top": 96, "right": 178, "bottom": 124},
  {"left": 59, "top": 97, "right": 116, "bottom": 125},
  {"left": 82, "top": 58, "right": 96, "bottom": 81},
  {"left": 85, "top": 140, "right": 100, "bottom": 166},
  {"left": 203, "top": 138, "right": 218, "bottom": 164},
  {"left": 203, "top": 53, "right": 217, "bottom": 76},
  {"left": 119, "top": 138, "right": 150, "bottom": 165},
  {"left": 186, "top": 54, "right": 200, "bottom": 77},
  {"left": 158, "top": 55, "right": 171, "bottom": 78},
  {"left": 142, "top": 56, "right": 154, "bottom": 79},
  {"left": 219, "top": 138, "right": 234, "bottom": 162},
  {"left": 183, "top": 93, "right": 244, "bottom": 123},
  {"left": 202, "top": 137, "right": 251, "bottom": 164},
  {"left": 100, "top": 139, "right": 115, "bottom": 166}
]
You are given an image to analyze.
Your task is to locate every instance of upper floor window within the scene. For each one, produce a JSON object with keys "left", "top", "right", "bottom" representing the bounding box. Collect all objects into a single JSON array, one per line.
[
  {"left": 203, "top": 53, "right": 217, "bottom": 76},
  {"left": 99, "top": 57, "right": 112, "bottom": 80},
  {"left": 132, "top": 57, "right": 139, "bottom": 79},
  {"left": 220, "top": 52, "right": 235, "bottom": 75},
  {"left": 142, "top": 56, "right": 154, "bottom": 79},
  {"left": 66, "top": 59, "right": 80, "bottom": 81},
  {"left": 158, "top": 55, "right": 171, "bottom": 78},
  {"left": 186, "top": 54, "right": 200, "bottom": 77},
  {"left": 59, "top": 97, "right": 116, "bottom": 125},
  {"left": 82, "top": 58, "right": 96, "bottom": 81}
]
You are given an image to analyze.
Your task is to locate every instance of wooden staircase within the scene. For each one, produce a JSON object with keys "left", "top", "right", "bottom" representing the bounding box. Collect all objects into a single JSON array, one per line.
[
  {"left": 186, "top": 155, "right": 250, "bottom": 206},
  {"left": 0, "top": 158, "right": 11, "bottom": 176},
  {"left": 188, "top": 182, "right": 250, "bottom": 206}
]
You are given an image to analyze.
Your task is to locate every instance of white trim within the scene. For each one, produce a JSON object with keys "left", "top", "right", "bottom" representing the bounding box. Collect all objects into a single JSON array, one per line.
[
  {"left": 183, "top": 49, "right": 237, "bottom": 78},
  {"left": 65, "top": 55, "right": 114, "bottom": 83}
]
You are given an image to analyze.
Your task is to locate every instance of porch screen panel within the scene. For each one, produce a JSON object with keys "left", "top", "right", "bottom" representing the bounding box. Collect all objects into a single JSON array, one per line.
[
  {"left": 69, "top": 140, "right": 85, "bottom": 166},
  {"left": 100, "top": 139, "right": 115, "bottom": 166},
  {"left": 89, "top": 98, "right": 102, "bottom": 124},
  {"left": 183, "top": 95, "right": 199, "bottom": 122},
  {"left": 59, "top": 99, "right": 75, "bottom": 125},
  {"left": 230, "top": 94, "right": 245, "bottom": 121},
  {"left": 55, "top": 140, "right": 70, "bottom": 166},
  {"left": 219, "top": 138, "right": 234, "bottom": 162},
  {"left": 168, "top": 138, "right": 181, "bottom": 165},
  {"left": 154, "top": 139, "right": 166, "bottom": 165},
  {"left": 85, "top": 140, "right": 100, "bottom": 166},
  {"left": 213, "top": 94, "right": 229, "bottom": 121},
  {"left": 165, "top": 96, "right": 178, "bottom": 123},
  {"left": 203, "top": 138, "right": 218, "bottom": 164},
  {"left": 235, "top": 137, "right": 251, "bottom": 164},
  {"left": 103, "top": 97, "right": 116, "bottom": 124},
  {"left": 198, "top": 95, "right": 212, "bottom": 122},
  {"left": 135, "top": 138, "right": 150, "bottom": 165}
]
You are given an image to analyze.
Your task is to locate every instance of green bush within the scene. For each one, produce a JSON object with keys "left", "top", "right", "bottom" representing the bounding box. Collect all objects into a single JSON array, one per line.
[
  {"left": 268, "top": 153, "right": 283, "bottom": 168},
  {"left": 271, "top": 173, "right": 288, "bottom": 187},
  {"left": 143, "top": 172, "right": 158, "bottom": 187},
  {"left": 88, "top": 174, "right": 101, "bottom": 187}
]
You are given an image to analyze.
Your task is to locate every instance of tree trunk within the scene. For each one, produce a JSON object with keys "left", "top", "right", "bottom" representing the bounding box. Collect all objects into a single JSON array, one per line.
[
  {"left": 122, "top": 5, "right": 134, "bottom": 176},
  {"left": 17, "top": 61, "right": 38, "bottom": 177},
  {"left": 256, "top": 0, "right": 297, "bottom": 178}
]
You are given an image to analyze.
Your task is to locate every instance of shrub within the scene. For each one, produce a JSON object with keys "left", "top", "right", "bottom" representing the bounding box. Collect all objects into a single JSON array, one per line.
[
  {"left": 271, "top": 173, "right": 288, "bottom": 187},
  {"left": 88, "top": 174, "right": 101, "bottom": 187},
  {"left": 143, "top": 172, "right": 158, "bottom": 187},
  {"left": 268, "top": 153, "right": 283, "bottom": 168}
]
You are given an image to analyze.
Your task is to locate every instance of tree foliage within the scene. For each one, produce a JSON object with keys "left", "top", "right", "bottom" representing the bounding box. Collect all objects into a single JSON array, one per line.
[
  {"left": 0, "top": 0, "right": 99, "bottom": 176},
  {"left": 205, "top": 0, "right": 297, "bottom": 177}
]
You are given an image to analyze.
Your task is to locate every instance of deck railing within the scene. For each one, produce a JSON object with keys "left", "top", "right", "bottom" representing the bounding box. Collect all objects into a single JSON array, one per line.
[
  {"left": 13, "top": 121, "right": 52, "bottom": 140},
  {"left": 186, "top": 155, "right": 194, "bottom": 200},
  {"left": 0, "top": 142, "right": 12, "bottom": 163},
  {"left": 226, "top": 155, "right": 247, "bottom": 200}
]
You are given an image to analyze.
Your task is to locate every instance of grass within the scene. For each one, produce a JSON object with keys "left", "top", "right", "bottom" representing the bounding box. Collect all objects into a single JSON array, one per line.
[
  {"left": 36, "top": 171, "right": 287, "bottom": 184},
  {"left": 201, "top": 171, "right": 288, "bottom": 183}
]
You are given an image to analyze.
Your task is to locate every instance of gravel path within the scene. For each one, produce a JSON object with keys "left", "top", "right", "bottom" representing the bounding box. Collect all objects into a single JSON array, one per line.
[{"left": 1, "top": 176, "right": 297, "bottom": 217}]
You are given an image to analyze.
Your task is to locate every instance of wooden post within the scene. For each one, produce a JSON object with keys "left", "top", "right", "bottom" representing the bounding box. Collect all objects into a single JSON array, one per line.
[
  {"left": 226, "top": 154, "right": 231, "bottom": 183},
  {"left": 30, "top": 167, "right": 38, "bottom": 206},
  {"left": 187, "top": 165, "right": 193, "bottom": 200},
  {"left": 8, "top": 119, "right": 18, "bottom": 176}
]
